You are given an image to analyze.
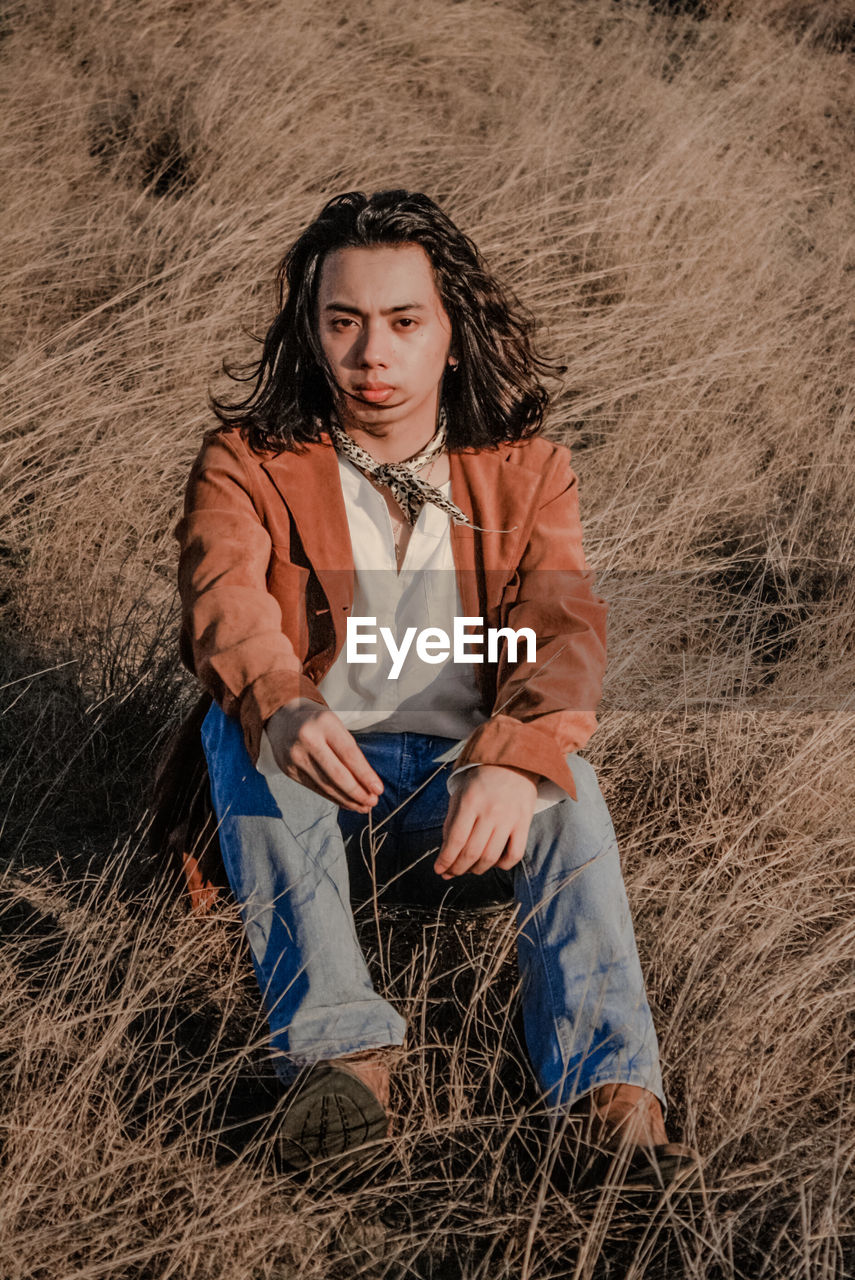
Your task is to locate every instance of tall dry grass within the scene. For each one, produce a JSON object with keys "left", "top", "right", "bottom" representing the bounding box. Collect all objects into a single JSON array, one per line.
[{"left": 1, "top": 0, "right": 854, "bottom": 1274}]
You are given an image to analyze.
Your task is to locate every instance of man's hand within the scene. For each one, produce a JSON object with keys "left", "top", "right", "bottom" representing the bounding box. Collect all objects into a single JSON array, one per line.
[
  {"left": 265, "top": 699, "right": 384, "bottom": 813},
  {"left": 434, "top": 764, "right": 539, "bottom": 879}
]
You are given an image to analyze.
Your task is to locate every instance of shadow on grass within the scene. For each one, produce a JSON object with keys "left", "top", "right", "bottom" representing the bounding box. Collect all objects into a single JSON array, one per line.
[{"left": 0, "top": 602, "right": 192, "bottom": 884}]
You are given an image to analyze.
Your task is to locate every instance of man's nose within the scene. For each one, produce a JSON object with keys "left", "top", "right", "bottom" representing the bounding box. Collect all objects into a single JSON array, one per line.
[{"left": 357, "top": 322, "right": 390, "bottom": 367}]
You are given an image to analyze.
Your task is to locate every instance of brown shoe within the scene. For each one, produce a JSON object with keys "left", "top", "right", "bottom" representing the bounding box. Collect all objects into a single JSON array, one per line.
[
  {"left": 568, "top": 1085, "right": 702, "bottom": 1194},
  {"left": 584, "top": 1083, "right": 669, "bottom": 1148},
  {"left": 575, "top": 1140, "right": 703, "bottom": 1194},
  {"left": 276, "top": 1048, "right": 393, "bottom": 1171}
]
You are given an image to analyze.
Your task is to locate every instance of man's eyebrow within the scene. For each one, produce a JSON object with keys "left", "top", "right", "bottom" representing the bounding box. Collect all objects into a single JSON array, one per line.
[{"left": 323, "top": 302, "right": 427, "bottom": 315}]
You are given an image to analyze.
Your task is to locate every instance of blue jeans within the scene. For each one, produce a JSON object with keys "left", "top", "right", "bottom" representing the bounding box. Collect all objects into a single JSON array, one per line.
[{"left": 201, "top": 703, "right": 664, "bottom": 1111}]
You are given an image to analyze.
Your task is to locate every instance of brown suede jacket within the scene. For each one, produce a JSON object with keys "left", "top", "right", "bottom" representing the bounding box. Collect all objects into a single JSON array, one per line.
[{"left": 175, "top": 425, "right": 608, "bottom": 802}]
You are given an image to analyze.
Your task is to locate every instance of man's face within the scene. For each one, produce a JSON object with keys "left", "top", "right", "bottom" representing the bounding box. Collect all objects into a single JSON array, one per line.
[{"left": 315, "top": 243, "right": 454, "bottom": 439}]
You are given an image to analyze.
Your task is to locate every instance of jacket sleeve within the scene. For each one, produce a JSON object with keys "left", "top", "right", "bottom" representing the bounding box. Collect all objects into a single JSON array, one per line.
[
  {"left": 175, "top": 432, "right": 327, "bottom": 764},
  {"left": 449, "top": 445, "right": 608, "bottom": 800}
]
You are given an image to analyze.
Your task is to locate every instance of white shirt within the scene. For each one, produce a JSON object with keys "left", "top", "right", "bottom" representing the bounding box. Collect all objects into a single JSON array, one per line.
[
  {"left": 316, "top": 454, "right": 487, "bottom": 739},
  {"left": 258, "top": 453, "right": 569, "bottom": 812}
]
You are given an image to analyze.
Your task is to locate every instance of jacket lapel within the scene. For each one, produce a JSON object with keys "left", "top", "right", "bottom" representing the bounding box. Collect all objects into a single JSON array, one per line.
[
  {"left": 260, "top": 436, "right": 355, "bottom": 620},
  {"left": 449, "top": 447, "right": 535, "bottom": 615}
]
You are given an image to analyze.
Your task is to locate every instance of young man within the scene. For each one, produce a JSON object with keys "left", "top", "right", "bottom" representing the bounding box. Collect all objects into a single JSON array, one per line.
[{"left": 175, "top": 189, "right": 697, "bottom": 1186}]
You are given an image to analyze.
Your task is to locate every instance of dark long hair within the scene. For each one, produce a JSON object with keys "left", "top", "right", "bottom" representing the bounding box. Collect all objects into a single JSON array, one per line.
[{"left": 211, "top": 189, "right": 564, "bottom": 452}]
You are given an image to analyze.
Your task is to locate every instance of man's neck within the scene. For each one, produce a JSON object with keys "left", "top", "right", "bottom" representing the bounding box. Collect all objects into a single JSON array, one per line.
[
  {"left": 334, "top": 406, "right": 441, "bottom": 464},
  {"left": 343, "top": 428, "right": 439, "bottom": 465}
]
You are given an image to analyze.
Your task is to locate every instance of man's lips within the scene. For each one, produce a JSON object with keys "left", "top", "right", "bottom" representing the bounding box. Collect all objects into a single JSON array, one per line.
[{"left": 351, "top": 384, "right": 395, "bottom": 404}]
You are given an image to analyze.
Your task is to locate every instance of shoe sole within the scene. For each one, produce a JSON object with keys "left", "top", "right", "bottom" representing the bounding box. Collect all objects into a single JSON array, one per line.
[
  {"left": 575, "top": 1144, "right": 703, "bottom": 1196},
  {"left": 276, "top": 1063, "right": 388, "bottom": 1171}
]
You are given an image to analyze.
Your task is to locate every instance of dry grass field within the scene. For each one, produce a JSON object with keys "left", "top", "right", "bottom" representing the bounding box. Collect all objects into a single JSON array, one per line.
[{"left": 1, "top": 0, "right": 854, "bottom": 1275}]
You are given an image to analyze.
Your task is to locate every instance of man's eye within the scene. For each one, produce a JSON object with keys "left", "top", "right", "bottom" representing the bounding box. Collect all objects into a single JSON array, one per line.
[
  {"left": 331, "top": 318, "right": 355, "bottom": 330},
  {"left": 396, "top": 318, "right": 417, "bottom": 329}
]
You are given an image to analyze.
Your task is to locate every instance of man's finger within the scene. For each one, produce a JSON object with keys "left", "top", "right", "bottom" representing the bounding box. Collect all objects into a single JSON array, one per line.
[
  {"left": 434, "top": 804, "right": 476, "bottom": 877},
  {"left": 468, "top": 825, "right": 514, "bottom": 876},
  {"left": 289, "top": 762, "right": 374, "bottom": 812},
  {"left": 306, "top": 743, "right": 381, "bottom": 809},
  {"left": 329, "top": 728, "right": 384, "bottom": 798},
  {"left": 442, "top": 792, "right": 461, "bottom": 844},
  {"left": 495, "top": 824, "right": 528, "bottom": 871},
  {"left": 438, "top": 816, "right": 494, "bottom": 879}
]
